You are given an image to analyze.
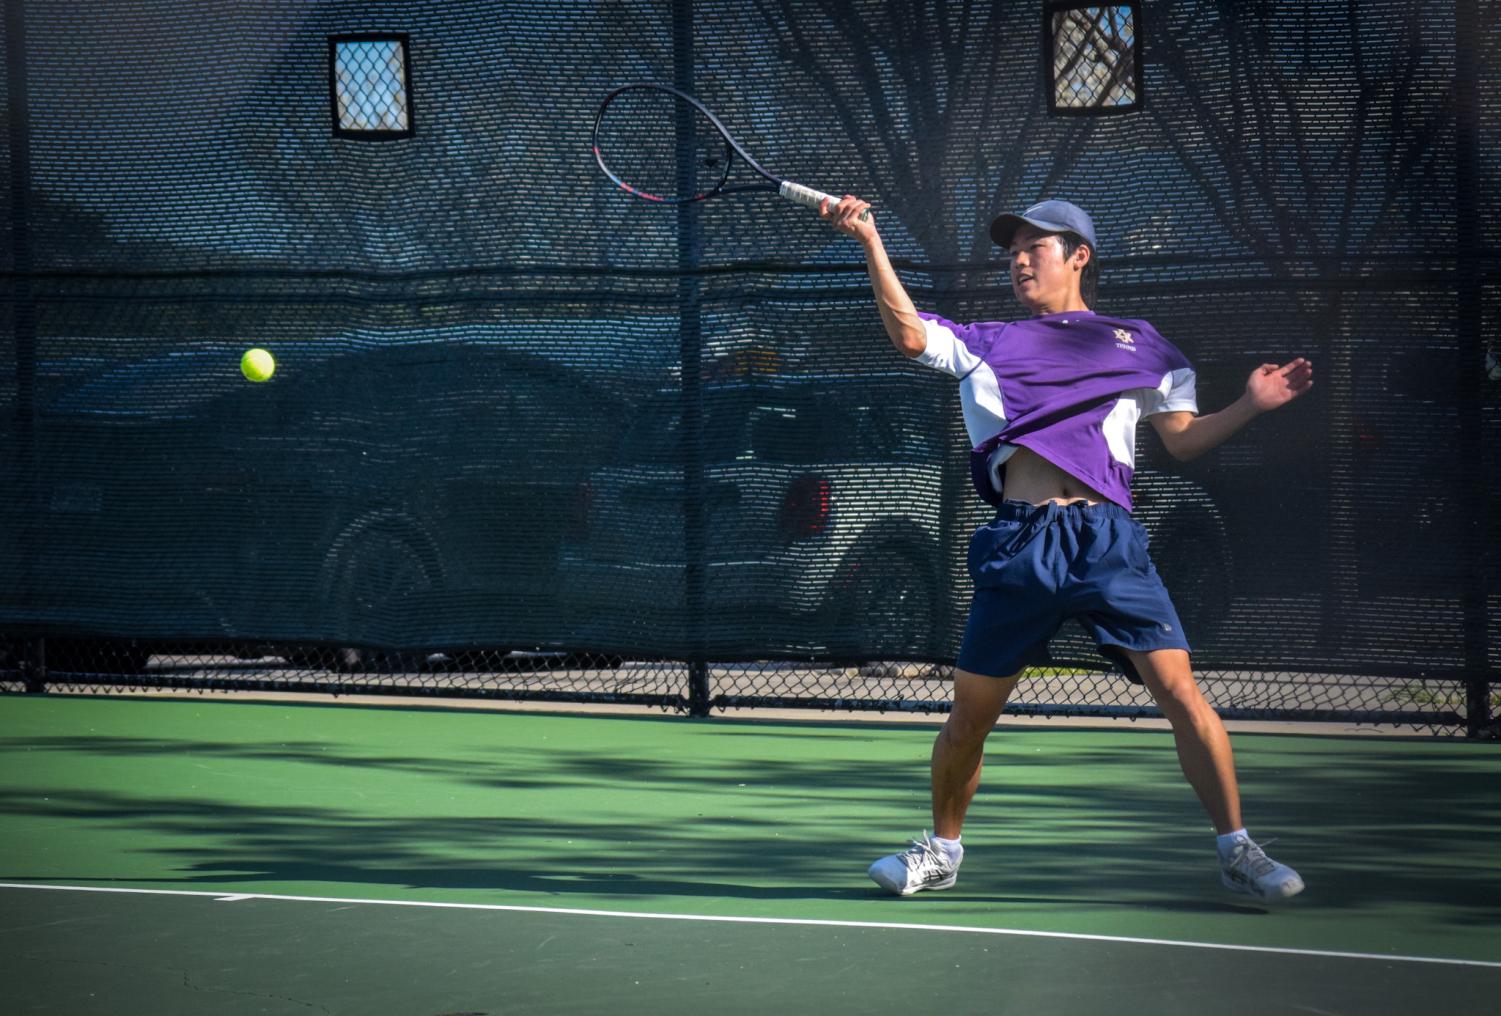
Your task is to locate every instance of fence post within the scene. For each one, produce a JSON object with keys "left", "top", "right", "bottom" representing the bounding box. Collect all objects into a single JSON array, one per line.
[
  {"left": 8, "top": 0, "right": 39, "bottom": 647},
  {"left": 674, "top": 0, "right": 711, "bottom": 716},
  {"left": 1455, "top": 0, "right": 1493, "bottom": 737}
]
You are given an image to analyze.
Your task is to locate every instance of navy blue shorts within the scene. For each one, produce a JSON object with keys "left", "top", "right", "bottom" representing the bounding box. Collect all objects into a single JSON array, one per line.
[{"left": 956, "top": 499, "right": 1191, "bottom": 684}]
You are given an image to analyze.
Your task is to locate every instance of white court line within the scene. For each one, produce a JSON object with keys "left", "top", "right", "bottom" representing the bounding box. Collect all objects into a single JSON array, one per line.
[{"left": 3, "top": 881, "right": 1498, "bottom": 971}]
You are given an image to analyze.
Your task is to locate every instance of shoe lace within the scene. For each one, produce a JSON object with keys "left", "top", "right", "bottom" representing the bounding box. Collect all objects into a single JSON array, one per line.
[
  {"left": 1231, "top": 837, "right": 1279, "bottom": 878},
  {"left": 901, "top": 832, "right": 947, "bottom": 871}
]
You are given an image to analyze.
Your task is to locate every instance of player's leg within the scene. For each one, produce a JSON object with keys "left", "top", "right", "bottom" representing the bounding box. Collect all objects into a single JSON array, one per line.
[
  {"left": 1073, "top": 509, "right": 1243, "bottom": 831},
  {"left": 1123, "top": 646, "right": 1304, "bottom": 901},
  {"left": 868, "top": 502, "right": 1058, "bottom": 896},
  {"left": 932, "top": 667, "right": 1021, "bottom": 839},
  {"left": 868, "top": 666, "right": 1019, "bottom": 896},
  {"left": 1120, "top": 647, "right": 1239, "bottom": 831}
]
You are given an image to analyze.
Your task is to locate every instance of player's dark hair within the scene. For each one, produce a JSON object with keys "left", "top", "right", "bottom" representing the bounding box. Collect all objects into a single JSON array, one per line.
[{"left": 1058, "top": 232, "right": 1098, "bottom": 309}]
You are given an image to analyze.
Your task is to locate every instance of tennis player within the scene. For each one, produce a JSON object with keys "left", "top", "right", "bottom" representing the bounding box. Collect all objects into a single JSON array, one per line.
[{"left": 822, "top": 195, "right": 1312, "bottom": 903}]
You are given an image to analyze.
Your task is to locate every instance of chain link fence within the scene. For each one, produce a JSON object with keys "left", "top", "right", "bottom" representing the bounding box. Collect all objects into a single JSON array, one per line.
[
  {"left": 1, "top": 639, "right": 1486, "bottom": 736},
  {"left": 3, "top": 1, "right": 1497, "bottom": 737}
]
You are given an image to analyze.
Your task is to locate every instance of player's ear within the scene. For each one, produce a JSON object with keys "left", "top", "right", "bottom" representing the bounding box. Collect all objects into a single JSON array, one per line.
[{"left": 1073, "top": 242, "right": 1092, "bottom": 271}]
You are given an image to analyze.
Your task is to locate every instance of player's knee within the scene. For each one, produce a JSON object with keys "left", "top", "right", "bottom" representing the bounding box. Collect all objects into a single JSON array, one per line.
[
  {"left": 945, "top": 670, "right": 1017, "bottom": 744},
  {"left": 936, "top": 705, "right": 996, "bottom": 744},
  {"left": 943, "top": 701, "right": 1002, "bottom": 746},
  {"left": 1154, "top": 675, "right": 1215, "bottom": 723}
]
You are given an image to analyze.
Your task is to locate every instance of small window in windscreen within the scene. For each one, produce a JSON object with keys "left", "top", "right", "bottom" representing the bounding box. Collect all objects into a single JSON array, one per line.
[
  {"left": 329, "top": 35, "right": 414, "bottom": 138},
  {"left": 1046, "top": 3, "right": 1143, "bottom": 115}
]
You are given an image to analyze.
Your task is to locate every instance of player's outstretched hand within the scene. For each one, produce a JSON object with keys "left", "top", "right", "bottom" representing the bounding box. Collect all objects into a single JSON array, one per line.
[
  {"left": 1246, "top": 357, "right": 1314, "bottom": 412},
  {"left": 821, "top": 194, "right": 876, "bottom": 244}
]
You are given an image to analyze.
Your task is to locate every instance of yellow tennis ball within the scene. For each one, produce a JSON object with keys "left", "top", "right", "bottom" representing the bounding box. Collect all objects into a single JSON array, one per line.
[{"left": 240, "top": 348, "right": 275, "bottom": 382}]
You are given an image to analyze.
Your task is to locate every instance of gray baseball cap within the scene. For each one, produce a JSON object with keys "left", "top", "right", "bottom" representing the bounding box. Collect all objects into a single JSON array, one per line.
[{"left": 989, "top": 199, "right": 1097, "bottom": 250}]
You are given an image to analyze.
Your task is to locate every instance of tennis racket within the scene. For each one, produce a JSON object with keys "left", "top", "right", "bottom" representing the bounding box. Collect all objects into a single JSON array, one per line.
[{"left": 592, "top": 82, "right": 869, "bottom": 221}]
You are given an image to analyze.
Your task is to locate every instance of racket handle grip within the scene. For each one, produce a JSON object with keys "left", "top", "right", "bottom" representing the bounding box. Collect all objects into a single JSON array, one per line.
[{"left": 780, "top": 181, "right": 870, "bottom": 222}]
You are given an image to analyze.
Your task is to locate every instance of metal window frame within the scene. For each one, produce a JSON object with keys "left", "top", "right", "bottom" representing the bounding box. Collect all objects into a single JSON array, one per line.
[
  {"left": 328, "top": 33, "right": 415, "bottom": 140},
  {"left": 1043, "top": 1, "right": 1144, "bottom": 116}
]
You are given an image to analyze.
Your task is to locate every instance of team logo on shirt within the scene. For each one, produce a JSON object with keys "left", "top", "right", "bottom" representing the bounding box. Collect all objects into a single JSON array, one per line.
[{"left": 1113, "top": 328, "right": 1136, "bottom": 352}]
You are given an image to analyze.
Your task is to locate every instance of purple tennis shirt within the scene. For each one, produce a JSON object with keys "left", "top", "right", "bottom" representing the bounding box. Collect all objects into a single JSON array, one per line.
[{"left": 915, "top": 310, "right": 1198, "bottom": 510}]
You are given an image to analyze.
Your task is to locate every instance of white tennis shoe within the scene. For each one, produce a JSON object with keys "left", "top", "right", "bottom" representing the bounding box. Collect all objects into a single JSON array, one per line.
[
  {"left": 868, "top": 833, "right": 961, "bottom": 896},
  {"left": 1220, "top": 833, "right": 1305, "bottom": 902}
]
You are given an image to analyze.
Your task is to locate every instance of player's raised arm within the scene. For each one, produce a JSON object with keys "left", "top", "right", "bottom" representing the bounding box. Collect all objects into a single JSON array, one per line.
[
  {"left": 1152, "top": 357, "right": 1315, "bottom": 461},
  {"left": 822, "top": 195, "right": 926, "bottom": 358}
]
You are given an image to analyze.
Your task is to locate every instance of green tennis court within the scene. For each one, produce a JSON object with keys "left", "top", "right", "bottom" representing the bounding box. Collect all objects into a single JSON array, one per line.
[{"left": 2, "top": 696, "right": 1498, "bottom": 1014}]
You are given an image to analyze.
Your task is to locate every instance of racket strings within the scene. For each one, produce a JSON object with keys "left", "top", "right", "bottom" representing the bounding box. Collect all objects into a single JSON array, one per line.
[{"left": 595, "top": 89, "right": 732, "bottom": 203}]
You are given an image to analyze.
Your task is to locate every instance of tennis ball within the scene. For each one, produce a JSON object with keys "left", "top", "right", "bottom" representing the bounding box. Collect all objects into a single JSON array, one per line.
[{"left": 240, "top": 347, "right": 275, "bottom": 382}]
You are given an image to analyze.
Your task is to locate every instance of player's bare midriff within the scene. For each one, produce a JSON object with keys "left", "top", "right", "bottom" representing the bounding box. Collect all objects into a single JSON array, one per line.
[{"left": 1003, "top": 446, "right": 1109, "bottom": 506}]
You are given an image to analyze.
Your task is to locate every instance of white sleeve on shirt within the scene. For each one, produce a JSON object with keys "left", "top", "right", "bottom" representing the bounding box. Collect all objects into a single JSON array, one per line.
[
  {"left": 914, "top": 317, "right": 985, "bottom": 379},
  {"left": 1145, "top": 367, "right": 1198, "bottom": 416}
]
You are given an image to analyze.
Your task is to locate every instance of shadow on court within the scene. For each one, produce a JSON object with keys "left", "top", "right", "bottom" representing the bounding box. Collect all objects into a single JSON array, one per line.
[
  {"left": 3, "top": 708, "right": 1500, "bottom": 929},
  {"left": 3, "top": 698, "right": 1501, "bottom": 1016}
]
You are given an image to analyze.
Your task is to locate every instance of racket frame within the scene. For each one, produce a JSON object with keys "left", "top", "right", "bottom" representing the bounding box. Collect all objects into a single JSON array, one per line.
[{"left": 592, "top": 82, "right": 862, "bottom": 218}]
